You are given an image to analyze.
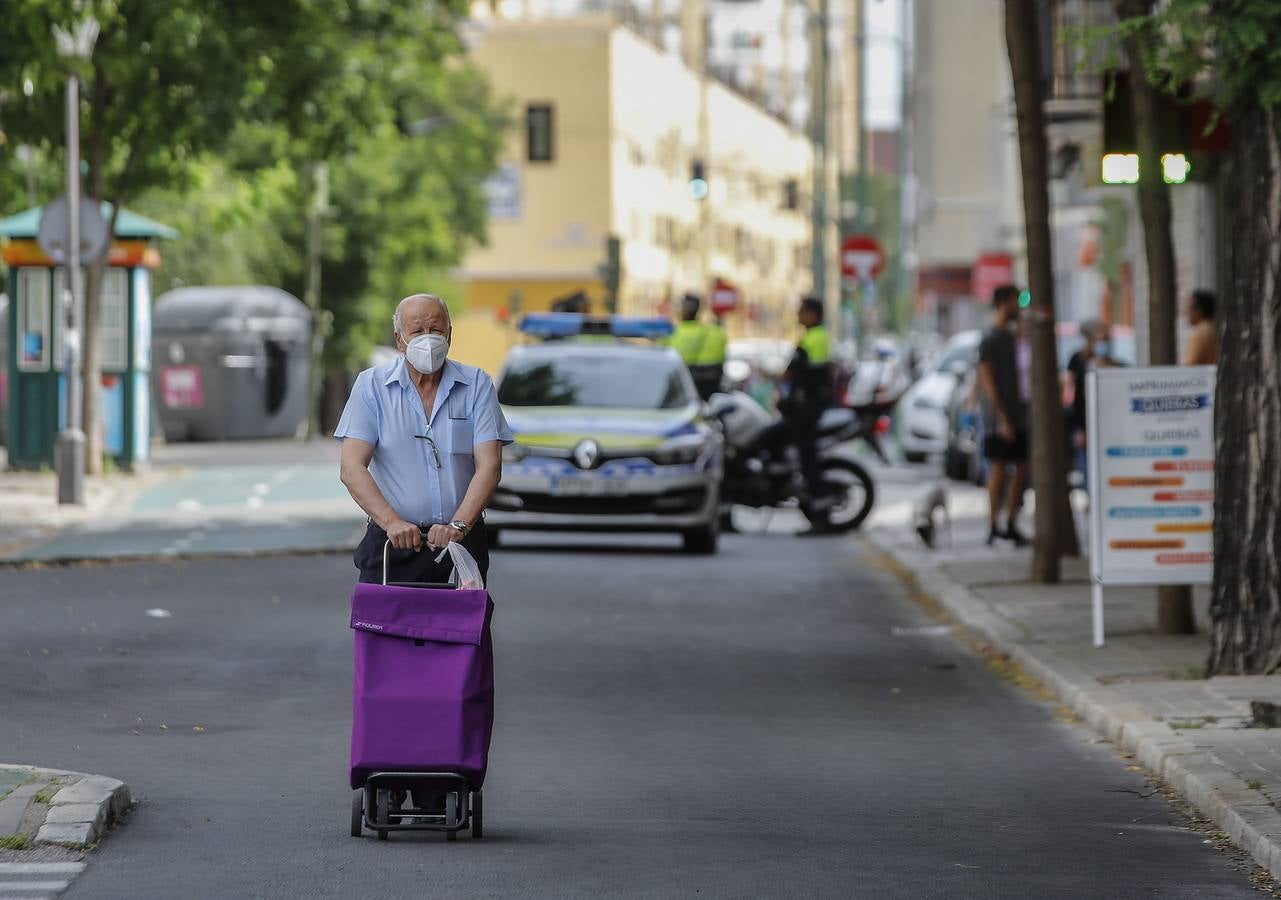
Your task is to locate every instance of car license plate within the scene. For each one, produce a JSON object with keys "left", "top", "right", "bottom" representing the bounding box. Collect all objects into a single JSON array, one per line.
[{"left": 550, "top": 476, "right": 629, "bottom": 497}]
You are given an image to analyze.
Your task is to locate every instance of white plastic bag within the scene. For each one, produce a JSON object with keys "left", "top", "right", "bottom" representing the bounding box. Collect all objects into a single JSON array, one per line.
[{"left": 435, "top": 542, "right": 485, "bottom": 590}]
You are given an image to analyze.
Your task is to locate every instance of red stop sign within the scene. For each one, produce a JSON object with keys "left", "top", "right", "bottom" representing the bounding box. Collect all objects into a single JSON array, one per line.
[{"left": 841, "top": 234, "right": 884, "bottom": 281}]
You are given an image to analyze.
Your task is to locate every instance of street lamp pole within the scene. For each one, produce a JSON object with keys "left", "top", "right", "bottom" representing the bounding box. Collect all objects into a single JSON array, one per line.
[
  {"left": 53, "top": 17, "right": 98, "bottom": 505},
  {"left": 809, "top": 0, "right": 830, "bottom": 306}
]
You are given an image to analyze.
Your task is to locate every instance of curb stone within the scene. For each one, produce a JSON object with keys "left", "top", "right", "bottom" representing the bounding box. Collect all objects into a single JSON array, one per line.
[
  {"left": 0, "top": 765, "right": 130, "bottom": 848},
  {"left": 865, "top": 530, "right": 1281, "bottom": 882}
]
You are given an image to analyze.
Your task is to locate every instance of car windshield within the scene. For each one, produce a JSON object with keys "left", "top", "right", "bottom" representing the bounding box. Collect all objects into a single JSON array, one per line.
[
  {"left": 934, "top": 339, "right": 977, "bottom": 373},
  {"left": 499, "top": 353, "right": 693, "bottom": 409}
]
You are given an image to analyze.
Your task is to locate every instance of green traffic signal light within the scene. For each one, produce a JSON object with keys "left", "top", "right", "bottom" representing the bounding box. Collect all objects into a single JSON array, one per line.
[{"left": 1018, "top": 291, "right": 1031, "bottom": 309}]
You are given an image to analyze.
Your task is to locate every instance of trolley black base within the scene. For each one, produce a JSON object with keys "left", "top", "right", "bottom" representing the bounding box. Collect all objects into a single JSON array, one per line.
[{"left": 350, "top": 772, "right": 483, "bottom": 841}]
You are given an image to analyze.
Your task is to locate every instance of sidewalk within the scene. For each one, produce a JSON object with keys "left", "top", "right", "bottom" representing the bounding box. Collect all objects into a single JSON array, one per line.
[
  {"left": 869, "top": 487, "right": 1281, "bottom": 881},
  {"left": 0, "top": 764, "right": 130, "bottom": 899},
  {"left": 0, "top": 440, "right": 364, "bottom": 565}
]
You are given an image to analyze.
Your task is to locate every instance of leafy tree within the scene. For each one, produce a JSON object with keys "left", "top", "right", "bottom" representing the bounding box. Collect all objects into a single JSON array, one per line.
[
  {"left": 1004, "top": 0, "right": 1080, "bottom": 583},
  {"left": 1111, "top": 0, "right": 1197, "bottom": 635},
  {"left": 0, "top": 0, "right": 496, "bottom": 468},
  {"left": 1083, "top": 0, "right": 1281, "bottom": 671}
]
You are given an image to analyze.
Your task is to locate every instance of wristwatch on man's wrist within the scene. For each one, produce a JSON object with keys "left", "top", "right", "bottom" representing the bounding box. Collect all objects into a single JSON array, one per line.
[{"left": 449, "top": 519, "right": 472, "bottom": 537}]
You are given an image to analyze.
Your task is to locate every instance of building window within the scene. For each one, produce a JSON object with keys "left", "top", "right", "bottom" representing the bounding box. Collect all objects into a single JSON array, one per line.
[
  {"left": 783, "top": 179, "right": 800, "bottom": 211},
  {"left": 527, "top": 104, "right": 554, "bottom": 163},
  {"left": 100, "top": 268, "right": 129, "bottom": 372}
]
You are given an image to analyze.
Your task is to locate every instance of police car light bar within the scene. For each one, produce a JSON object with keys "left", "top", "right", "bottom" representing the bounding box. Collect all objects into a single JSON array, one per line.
[{"left": 518, "top": 314, "right": 674, "bottom": 339}]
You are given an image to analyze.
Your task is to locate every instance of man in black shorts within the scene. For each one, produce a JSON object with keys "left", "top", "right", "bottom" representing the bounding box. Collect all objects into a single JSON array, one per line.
[{"left": 977, "top": 285, "right": 1029, "bottom": 546}]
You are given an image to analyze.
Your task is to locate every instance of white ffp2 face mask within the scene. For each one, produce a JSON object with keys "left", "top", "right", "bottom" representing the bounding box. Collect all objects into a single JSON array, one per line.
[{"left": 405, "top": 333, "right": 449, "bottom": 375}]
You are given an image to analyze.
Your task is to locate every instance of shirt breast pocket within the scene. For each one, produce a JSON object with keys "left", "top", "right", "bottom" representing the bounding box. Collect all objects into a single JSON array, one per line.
[{"left": 448, "top": 394, "right": 472, "bottom": 453}]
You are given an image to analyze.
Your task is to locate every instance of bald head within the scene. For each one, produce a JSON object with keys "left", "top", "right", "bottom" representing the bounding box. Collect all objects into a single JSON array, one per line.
[{"left": 393, "top": 294, "right": 451, "bottom": 336}]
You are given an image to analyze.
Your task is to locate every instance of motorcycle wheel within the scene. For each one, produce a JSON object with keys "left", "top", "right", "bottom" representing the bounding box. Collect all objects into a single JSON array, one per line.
[{"left": 804, "top": 458, "right": 876, "bottom": 532}]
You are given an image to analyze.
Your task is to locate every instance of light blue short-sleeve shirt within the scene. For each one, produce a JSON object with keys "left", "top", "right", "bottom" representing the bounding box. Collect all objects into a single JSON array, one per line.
[{"left": 335, "top": 357, "right": 514, "bottom": 526}]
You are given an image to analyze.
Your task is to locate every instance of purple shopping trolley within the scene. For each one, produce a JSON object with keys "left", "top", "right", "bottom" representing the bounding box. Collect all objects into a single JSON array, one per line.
[{"left": 348, "top": 538, "right": 494, "bottom": 841}]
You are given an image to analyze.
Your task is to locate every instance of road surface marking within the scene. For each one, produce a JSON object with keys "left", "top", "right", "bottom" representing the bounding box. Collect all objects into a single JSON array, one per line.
[{"left": 0, "top": 865, "right": 84, "bottom": 876}]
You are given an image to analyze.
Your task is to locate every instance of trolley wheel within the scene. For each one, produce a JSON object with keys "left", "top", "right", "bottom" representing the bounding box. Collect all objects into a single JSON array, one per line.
[
  {"left": 350, "top": 790, "right": 363, "bottom": 837},
  {"left": 446, "top": 792, "right": 458, "bottom": 842},
  {"left": 471, "top": 790, "right": 483, "bottom": 839},
  {"left": 376, "top": 789, "right": 390, "bottom": 841}
]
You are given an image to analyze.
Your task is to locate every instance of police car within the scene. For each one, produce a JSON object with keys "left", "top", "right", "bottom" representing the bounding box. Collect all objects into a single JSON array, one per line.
[{"left": 487, "top": 314, "right": 723, "bottom": 554}]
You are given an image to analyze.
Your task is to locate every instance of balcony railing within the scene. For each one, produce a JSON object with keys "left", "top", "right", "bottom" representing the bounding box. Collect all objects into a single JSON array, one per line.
[{"left": 1043, "top": 0, "right": 1118, "bottom": 102}]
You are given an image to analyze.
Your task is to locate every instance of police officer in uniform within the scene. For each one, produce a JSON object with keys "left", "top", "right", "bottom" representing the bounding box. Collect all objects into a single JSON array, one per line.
[
  {"left": 764, "top": 296, "right": 834, "bottom": 510},
  {"left": 669, "top": 293, "right": 728, "bottom": 401}
]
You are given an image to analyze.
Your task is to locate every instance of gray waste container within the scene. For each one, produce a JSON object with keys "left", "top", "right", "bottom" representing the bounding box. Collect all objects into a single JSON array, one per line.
[{"left": 152, "top": 286, "right": 312, "bottom": 442}]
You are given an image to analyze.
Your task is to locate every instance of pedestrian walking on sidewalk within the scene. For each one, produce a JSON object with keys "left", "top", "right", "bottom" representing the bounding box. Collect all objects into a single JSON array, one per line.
[
  {"left": 977, "top": 285, "right": 1030, "bottom": 547},
  {"left": 335, "top": 293, "right": 514, "bottom": 584}
]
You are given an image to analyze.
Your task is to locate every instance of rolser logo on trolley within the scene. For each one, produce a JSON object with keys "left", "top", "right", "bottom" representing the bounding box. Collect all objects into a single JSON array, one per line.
[{"left": 353, "top": 621, "right": 385, "bottom": 631}]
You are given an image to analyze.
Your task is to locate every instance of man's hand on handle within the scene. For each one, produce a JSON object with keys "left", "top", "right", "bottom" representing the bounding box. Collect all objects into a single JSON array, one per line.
[
  {"left": 425, "top": 523, "right": 463, "bottom": 552},
  {"left": 385, "top": 518, "right": 423, "bottom": 551},
  {"left": 385, "top": 519, "right": 462, "bottom": 552}
]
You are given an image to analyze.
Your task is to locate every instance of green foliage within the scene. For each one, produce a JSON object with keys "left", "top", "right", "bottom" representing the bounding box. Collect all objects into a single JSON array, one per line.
[
  {"left": 1, "top": 0, "right": 507, "bottom": 375},
  {"left": 1150, "top": 0, "right": 1281, "bottom": 111},
  {"left": 1075, "top": 1, "right": 1281, "bottom": 113}
]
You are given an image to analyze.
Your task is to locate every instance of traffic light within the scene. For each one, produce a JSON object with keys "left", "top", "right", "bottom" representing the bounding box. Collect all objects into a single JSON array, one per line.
[
  {"left": 1018, "top": 290, "right": 1032, "bottom": 309},
  {"left": 688, "top": 160, "right": 708, "bottom": 201},
  {"left": 598, "top": 235, "right": 622, "bottom": 313}
]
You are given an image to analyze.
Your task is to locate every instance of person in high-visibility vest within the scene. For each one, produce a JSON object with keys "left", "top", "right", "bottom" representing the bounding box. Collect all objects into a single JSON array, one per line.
[
  {"left": 762, "top": 296, "right": 836, "bottom": 516},
  {"left": 668, "top": 293, "right": 727, "bottom": 401}
]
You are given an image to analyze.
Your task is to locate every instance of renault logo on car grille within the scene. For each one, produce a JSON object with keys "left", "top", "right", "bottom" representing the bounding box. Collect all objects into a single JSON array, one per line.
[{"left": 573, "top": 439, "right": 601, "bottom": 469}]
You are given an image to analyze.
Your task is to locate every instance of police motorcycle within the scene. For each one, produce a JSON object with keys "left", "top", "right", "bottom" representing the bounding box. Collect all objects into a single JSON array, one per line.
[{"left": 707, "top": 389, "right": 887, "bottom": 532}]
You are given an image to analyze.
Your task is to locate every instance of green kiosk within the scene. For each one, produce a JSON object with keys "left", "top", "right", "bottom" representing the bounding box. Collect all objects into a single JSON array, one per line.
[{"left": 1, "top": 205, "right": 176, "bottom": 470}]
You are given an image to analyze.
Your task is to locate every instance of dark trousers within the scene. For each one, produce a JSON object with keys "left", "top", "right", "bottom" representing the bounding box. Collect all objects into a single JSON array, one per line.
[
  {"left": 761, "top": 415, "right": 823, "bottom": 495},
  {"left": 354, "top": 522, "right": 491, "bottom": 586}
]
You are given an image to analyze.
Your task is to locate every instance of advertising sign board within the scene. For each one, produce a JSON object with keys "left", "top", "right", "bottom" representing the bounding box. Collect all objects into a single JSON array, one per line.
[{"left": 1086, "top": 365, "right": 1215, "bottom": 644}]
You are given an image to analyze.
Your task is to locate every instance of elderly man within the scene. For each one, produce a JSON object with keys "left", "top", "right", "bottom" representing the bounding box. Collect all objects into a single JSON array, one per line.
[{"left": 337, "top": 293, "right": 512, "bottom": 585}]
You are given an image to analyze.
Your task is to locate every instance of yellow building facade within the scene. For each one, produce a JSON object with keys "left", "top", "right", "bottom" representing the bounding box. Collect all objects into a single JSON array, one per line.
[{"left": 451, "top": 16, "right": 814, "bottom": 372}]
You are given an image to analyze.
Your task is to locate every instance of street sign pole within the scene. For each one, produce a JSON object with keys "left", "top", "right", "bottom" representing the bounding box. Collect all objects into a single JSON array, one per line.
[{"left": 56, "top": 68, "right": 85, "bottom": 506}]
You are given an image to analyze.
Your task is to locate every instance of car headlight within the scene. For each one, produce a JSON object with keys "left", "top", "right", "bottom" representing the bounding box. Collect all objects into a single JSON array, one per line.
[
  {"left": 502, "top": 443, "right": 530, "bottom": 462},
  {"left": 651, "top": 436, "right": 710, "bottom": 466}
]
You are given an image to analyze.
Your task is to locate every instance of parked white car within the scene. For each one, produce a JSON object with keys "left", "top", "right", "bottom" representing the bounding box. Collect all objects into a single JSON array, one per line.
[{"left": 899, "top": 330, "right": 980, "bottom": 462}]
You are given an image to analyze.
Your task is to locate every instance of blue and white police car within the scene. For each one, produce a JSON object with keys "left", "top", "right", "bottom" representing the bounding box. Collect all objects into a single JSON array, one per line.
[{"left": 487, "top": 314, "right": 723, "bottom": 554}]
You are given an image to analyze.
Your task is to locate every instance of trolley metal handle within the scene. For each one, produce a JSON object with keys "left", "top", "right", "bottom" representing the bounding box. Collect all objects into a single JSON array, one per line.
[{"left": 382, "top": 532, "right": 457, "bottom": 588}]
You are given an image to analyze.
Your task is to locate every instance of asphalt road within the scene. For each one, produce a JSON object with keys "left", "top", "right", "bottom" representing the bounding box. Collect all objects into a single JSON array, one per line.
[{"left": 0, "top": 532, "right": 1263, "bottom": 899}]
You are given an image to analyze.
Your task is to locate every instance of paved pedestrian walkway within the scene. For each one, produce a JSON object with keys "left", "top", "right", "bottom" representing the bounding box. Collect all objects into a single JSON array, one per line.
[
  {"left": 869, "top": 486, "right": 1281, "bottom": 881},
  {"left": 0, "top": 440, "right": 362, "bottom": 564},
  {"left": 0, "top": 765, "right": 129, "bottom": 899}
]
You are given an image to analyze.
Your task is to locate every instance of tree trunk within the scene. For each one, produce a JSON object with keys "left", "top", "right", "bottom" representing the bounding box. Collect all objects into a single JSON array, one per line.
[
  {"left": 1206, "top": 104, "right": 1281, "bottom": 675},
  {"left": 1004, "top": 0, "right": 1079, "bottom": 582},
  {"left": 1114, "top": 0, "right": 1196, "bottom": 634}
]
